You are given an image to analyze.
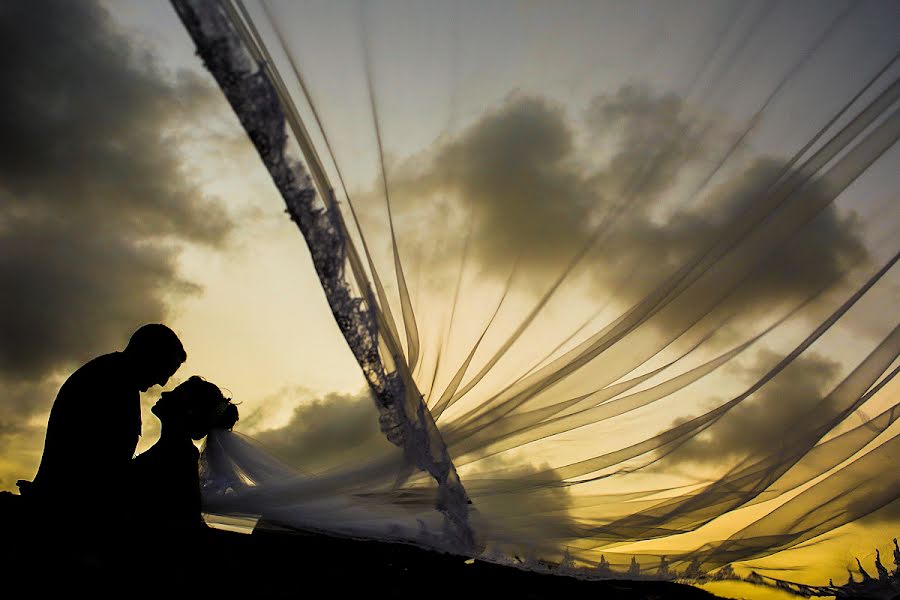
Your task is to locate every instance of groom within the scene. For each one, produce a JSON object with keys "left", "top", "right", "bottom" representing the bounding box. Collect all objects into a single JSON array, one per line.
[{"left": 23, "top": 324, "right": 187, "bottom": 518}]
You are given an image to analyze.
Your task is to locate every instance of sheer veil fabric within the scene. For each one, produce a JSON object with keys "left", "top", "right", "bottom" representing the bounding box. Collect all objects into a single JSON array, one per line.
[{"left": 174, "top": 0, "right": 900, "bottom": 578}]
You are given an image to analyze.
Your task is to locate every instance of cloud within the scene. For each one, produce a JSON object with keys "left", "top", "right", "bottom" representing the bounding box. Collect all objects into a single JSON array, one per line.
[
  {"left": 0, "top": 420, "right": 44, "bottom": 491},
  {"left": 587, "top": 160, "right": 869, "bottom": 338},
  {"left": 391, "top": 95, "right": 596, "bottom": 276},
  {"left": 248, "top": 389, "right": 399, "bottom": 472},
  {"left": 0, "top": 379, "right": 55, "bottom": 489},
  {"left": 664, "top": 350, "right": 843, "bottom": 463},
  {"left": 387, "top": 86, "right": 868, "bottom": 326},
  {"left": 584, "top": 84, "right": 708, "bottom": 201},
  {"left": 0, "top": 220, "right": 199, "bottom": 380},
  {"left": 0, "top": 0, "right": 232, "bottom": 386},
  {"left": 466, "top": 455, "right": 574, "bottom": 555}
]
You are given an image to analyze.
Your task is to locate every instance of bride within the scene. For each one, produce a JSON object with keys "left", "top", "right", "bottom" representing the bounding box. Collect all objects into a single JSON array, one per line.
[{"left": 130, "top": 376, "right": 239, "bottom": 535}]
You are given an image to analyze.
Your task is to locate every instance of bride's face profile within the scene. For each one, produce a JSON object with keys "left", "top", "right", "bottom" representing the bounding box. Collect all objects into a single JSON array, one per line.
[
  {"left": 150, "top": 377, "right": 234, "bottom": 439},
  {"left": 150, "top": 390, "right": 177, "bottom": 420},
  {"left": 150, "top": 383, "right": 201, "bottom": 429},
  {"left": 150, "top": 389, "right": 211, "bottom": 440}
]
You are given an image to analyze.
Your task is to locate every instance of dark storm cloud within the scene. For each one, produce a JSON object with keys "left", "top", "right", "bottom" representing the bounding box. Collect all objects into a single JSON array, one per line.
[
  {"left": 249, "top": 389, "right": 398, "bottom": 472},
  {"left": 666, "top": 350, "right": 843, "bottom": 463},
  {"left": 0, "top": 220, "right": 199, "bottom": 379},
  {"left": 0, "top": 0, "right": 232, "bottom": 384},
  {"left": 584, "top": 85, "right": 708, "bottom": 201},
  {"left": 390, "top": 86, "right": 868, "bottom": 322},
  {"left": 594, "top": 159, "right": 868, "bottom": 319},
  {"left": 391, "top": 94, "right": 596, "bottom": 275}
]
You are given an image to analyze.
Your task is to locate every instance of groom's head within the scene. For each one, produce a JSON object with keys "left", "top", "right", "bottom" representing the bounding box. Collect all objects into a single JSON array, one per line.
[{"left": 124, "top": 324, "right": 187, "bottom": 392}]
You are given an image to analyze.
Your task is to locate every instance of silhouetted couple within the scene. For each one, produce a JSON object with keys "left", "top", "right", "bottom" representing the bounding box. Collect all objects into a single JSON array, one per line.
[{"left": 19, "top": 324, "right": 238, "bottom": 552}]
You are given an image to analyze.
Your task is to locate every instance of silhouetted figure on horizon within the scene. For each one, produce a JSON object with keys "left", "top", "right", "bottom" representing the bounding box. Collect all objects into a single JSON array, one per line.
[
  {"left": 130, "top": 375, "right": 238, "bottom": 537},
  {"left": 19, "top": 324, "right": 186, "bottom": 525}
]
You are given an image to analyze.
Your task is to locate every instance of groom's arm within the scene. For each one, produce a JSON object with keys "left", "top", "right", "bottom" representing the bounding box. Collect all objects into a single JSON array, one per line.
[{"left": 86, "top": 385, "right": 142, "bottom": 480}]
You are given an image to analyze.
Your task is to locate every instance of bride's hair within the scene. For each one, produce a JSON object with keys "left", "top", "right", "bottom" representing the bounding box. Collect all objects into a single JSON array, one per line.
[{"left": 166, "top": 376, "right": 239, "bottom": 437}]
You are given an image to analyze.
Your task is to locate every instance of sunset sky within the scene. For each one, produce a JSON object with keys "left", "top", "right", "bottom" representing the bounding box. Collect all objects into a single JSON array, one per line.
[{"left": 1, "top": 2, "right": 898, "bottom": 598}]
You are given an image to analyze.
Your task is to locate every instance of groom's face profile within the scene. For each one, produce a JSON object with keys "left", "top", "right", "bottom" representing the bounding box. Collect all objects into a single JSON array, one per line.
[
  {"left": 124, "top": 324, "right": 187, "bottom": 392},
  {"left": 137, "top": 356, "right": 182, "bottom": 392}
]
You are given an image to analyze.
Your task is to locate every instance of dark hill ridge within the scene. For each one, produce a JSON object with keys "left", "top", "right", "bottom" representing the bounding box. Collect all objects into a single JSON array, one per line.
[
  {"left": 2, "top": 490, "right": 722, "bottom": 599},
  {"left": 216, "top": 526, "right": 725, "bottom": 599}
]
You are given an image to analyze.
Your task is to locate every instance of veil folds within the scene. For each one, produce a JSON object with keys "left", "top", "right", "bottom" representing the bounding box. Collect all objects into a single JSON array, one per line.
[{"left": 176, "top": 0, "right": 900, "bottom": 580}]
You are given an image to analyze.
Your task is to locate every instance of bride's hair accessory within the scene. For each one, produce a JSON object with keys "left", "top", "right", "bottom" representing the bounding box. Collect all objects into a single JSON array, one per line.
[
  {"left": 213, "top": 400, "right": 231, "bottom": 420},
  {"left": 211, "top": 398, "right": 239, "bottom": 431}
]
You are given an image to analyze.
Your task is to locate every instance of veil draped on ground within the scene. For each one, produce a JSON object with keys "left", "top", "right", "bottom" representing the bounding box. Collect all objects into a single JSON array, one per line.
[{"left": 174, "top": 0, "right": 900, "bottom": 580}]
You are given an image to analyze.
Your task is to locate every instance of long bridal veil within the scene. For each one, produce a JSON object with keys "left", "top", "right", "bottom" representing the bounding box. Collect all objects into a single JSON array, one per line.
[{"left": 175, "top": 0, "right": 900, "bottom": 580}]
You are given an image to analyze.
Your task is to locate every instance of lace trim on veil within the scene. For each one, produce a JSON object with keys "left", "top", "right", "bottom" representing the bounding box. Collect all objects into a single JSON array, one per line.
[{"left": 171, "top": 0, "right": 474, "bottom": 552}]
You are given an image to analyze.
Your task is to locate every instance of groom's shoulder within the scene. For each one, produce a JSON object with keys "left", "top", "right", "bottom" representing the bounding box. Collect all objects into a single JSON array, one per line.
[
  {"left": 61, "top": 352, "right": 130, "bottom": 393},
  {"left": 69, "top": 352, "right": 125, "bottom": 377}
]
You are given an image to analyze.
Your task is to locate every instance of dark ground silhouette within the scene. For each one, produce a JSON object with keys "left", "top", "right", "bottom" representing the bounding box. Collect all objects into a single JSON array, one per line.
[{"left": 0, "top": 491, "right": 722, "bottom": 599}]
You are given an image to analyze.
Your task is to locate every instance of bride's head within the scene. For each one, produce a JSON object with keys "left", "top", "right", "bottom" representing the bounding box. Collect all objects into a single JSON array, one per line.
[{"left": 152, "top": 376, "right": 239, "bottom": 439}]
